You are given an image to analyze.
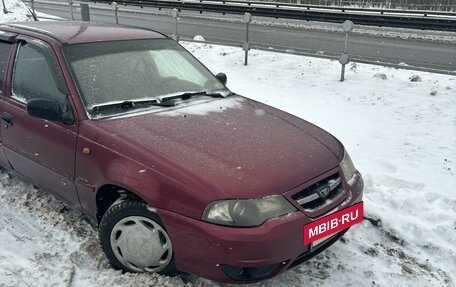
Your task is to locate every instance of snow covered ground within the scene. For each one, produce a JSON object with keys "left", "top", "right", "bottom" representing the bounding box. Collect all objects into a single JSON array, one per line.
[
  {"left": 183, "top": 42, "right": 456, "bottom": 287},
  {"left": 0, "top": 0, "right": 33, "bottom": 22},
  {"left": 0, "top": 4, "right": 455, "bottom": 286}
]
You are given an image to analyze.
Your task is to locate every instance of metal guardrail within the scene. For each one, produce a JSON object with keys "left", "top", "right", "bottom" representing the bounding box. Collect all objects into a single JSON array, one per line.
[
  {"left": 188, "top": 0, "right": 456, "bottom": 17},
  {"left": 259, "top": 0, "right": 455, "bottom": 11},
  {"left": 21, "top": 0, "right": 456, "bottom": 75},
  {"left": 183, "top": 37, "right": 456, "bottom": 76},
  {"left": 90, "top": 0, "right": 456, "bottom": 31}
]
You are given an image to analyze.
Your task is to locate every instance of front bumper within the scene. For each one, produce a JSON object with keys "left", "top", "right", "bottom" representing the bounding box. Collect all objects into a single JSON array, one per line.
[{"left": 158, "top": 172, "right": 364, "bottom": 283}]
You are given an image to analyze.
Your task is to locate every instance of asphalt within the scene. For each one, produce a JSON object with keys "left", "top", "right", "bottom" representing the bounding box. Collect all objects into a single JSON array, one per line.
[{"left": 32, "top": 1, "right": 456, "bottom": 73}]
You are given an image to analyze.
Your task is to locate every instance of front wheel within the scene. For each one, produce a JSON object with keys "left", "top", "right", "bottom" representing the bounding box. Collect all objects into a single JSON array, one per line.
[{"left": 99, "top": 200, "right": 177, "bottom": 275}]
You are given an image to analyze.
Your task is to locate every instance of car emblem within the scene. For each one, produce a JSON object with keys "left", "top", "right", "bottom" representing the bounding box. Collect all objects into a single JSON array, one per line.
[{"left": 317, "top": 186, "right": 331, "bottom": 199}]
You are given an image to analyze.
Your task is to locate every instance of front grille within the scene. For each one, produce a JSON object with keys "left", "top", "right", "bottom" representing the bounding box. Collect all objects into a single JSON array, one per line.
[{"left": 291, "top": 173, "right": 343, "bottom": 210}]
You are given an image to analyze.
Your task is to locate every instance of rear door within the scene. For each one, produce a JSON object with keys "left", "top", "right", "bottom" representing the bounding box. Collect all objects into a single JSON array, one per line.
[
  {"left": 0, "top": 38, "right": 14, "bottom": 168},
  {"left": 1, "top": 37, "right": 79, "bottom": 205}
]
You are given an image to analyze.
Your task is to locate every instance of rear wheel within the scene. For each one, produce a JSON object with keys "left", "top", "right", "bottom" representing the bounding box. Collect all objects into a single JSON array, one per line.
[{"left": 99, "top": 200, "right": 177, "bottom": 275}]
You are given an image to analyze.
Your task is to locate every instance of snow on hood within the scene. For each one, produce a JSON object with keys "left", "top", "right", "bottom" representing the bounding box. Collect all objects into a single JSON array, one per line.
[
  {"left": 159, "top": 96, "right": 244, "bottom": 116},
  {"left": 94, "top": 95, "right": 341, "bottom": 198}
]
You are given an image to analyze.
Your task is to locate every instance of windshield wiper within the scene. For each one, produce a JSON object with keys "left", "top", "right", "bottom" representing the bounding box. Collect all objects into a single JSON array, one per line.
[
  {"left": 160, "top": 90, "right": 232, "bottom": 103},
  {"left": 91, "top": 99, "right": 175, "bottom": 112}
]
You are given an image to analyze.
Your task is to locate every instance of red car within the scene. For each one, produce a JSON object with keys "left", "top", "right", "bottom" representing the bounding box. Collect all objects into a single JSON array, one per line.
[{"left": 0, "top": 21, "right": 363, "bottom": 283}]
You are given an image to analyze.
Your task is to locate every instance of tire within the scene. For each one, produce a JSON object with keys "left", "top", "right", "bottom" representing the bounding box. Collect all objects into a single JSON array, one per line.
[{"left": 99, "top": 200, "right": 177, "bottom": 276}]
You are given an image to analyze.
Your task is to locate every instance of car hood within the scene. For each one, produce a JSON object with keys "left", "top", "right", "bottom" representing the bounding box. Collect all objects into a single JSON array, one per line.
[{"left": 95, "top": 96, "right": 343, "bottom": 198}]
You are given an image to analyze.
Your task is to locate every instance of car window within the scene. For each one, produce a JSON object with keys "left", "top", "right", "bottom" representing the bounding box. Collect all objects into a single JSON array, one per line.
[
  {"left": 12, "top": 41, "right": 66, "bottom": 104},
  {"left": 66, "top": 49, "right": 162, "bottom": 105},
  {"left": 64, "top": 39, "right": 226, "bottom": 108},
  {"left": 152, "top": 49, "right": 207, "bottom": 86},
  {"left": 0, "top": 41, "right": 12, "bottom": 95}
]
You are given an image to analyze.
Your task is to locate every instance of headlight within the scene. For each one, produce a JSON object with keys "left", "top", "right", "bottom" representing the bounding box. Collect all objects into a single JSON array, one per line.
[
  {"left": 340, "top": 149, "right": 356, "bottom": 182},
  {"left": 202, "top": 195, "right": 297, "bottom": 227}
]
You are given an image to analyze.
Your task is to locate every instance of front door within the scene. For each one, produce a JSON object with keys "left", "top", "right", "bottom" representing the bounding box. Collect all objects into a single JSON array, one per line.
[{"left": 1, "top": 38, "right": 79, "bottom": 205}]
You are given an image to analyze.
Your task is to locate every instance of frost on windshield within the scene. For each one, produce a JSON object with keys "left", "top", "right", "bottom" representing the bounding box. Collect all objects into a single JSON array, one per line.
[{"left": 64, "top": 39, "right": 225, "bottom": 111}]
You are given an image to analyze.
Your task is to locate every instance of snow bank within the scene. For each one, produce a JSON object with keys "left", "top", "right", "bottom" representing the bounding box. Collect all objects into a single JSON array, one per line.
[
  {"left": 183, "top": 42, "right": 456, "bottom": 287},
  {"left": 0, "top": 0, "right": 31, "bottom": 22}
]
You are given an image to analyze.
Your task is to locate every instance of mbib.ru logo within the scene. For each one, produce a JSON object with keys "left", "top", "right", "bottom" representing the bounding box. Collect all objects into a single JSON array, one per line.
[{"left": 304, "top": 202, "right": 363, "bottom": 245}]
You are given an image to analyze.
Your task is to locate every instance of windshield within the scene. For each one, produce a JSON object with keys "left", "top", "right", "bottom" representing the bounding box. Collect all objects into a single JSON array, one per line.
[{"left": 63, "top": 39, "right": 228, "bottom": 118}]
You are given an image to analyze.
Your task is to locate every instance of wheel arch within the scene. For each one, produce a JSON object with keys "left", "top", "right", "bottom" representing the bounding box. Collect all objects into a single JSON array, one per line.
[{"left": 96, "top": 183, "right": 146, "bottom": 224}]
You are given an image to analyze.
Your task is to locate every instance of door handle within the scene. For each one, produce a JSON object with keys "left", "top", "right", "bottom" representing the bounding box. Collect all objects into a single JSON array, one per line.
[{"left": 2, "top": 112, "right": 13, "bottom": 128}]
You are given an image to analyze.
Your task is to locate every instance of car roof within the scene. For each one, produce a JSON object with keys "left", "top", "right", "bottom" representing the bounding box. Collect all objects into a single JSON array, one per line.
[{"left": 1, "top": 21, "right": 167, "bottom": 44}]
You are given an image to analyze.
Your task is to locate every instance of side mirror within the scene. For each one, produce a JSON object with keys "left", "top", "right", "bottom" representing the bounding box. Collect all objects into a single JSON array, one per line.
[
  {"left": 26, "top": 98, "right": 73, "bottom": 124},
  {"left": 215, "top": 73, "right": 227, "bottom": 86}
]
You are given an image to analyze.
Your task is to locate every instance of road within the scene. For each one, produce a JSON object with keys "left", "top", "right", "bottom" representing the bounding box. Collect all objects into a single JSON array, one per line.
[{"left": 32, "top": 1, "right": 456, "bottom": 73}]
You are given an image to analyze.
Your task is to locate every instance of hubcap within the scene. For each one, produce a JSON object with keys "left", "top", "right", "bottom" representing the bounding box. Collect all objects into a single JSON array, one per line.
[{"left": 110, "top": 216, "right": 172, "bottom": 273}]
